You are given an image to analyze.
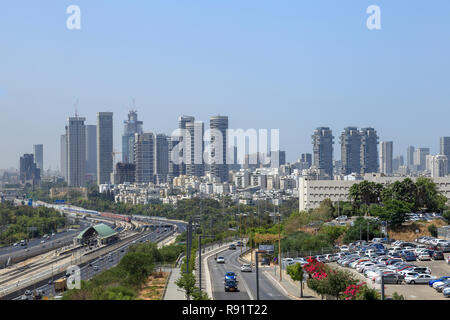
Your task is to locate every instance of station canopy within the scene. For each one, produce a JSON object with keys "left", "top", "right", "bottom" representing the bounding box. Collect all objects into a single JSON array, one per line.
[{"left": 76, "top": 223, "right": 117, "bottom": 242}]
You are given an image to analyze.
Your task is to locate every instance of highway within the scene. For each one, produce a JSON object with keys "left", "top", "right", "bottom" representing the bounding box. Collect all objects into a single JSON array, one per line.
[{"left": 207, "top": 245, "right": 290, "bottom": 300}]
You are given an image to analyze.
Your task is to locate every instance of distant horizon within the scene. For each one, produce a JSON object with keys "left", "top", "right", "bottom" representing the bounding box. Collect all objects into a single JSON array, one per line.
[{"left": 1, "top": 1, "right": 450, "bottom": 169}]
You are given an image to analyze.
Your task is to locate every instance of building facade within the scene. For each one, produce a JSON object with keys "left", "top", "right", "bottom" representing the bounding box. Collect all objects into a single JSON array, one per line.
[
  {"left": 67, "top": 116, "right": 86, "bottom": 187},
  {"left": 210, "top": 115, "right": 229, "bottom": 182},
  {"left": 379, "top": 141, "right": 393, "bottom": 175},
  {"left": 360, "top": 127, "right": 379, "bottom": 174},
  {"left": 312, "top": 127, "right": 334, "bottom": 179},
  {"left": 97, "top": 112, "right": 114, "bottom": 185}
]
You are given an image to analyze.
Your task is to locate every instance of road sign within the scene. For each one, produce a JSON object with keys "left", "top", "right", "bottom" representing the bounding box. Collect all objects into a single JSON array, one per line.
[{"left": 258, "top": 245, "right": 274, "bottom": 253}]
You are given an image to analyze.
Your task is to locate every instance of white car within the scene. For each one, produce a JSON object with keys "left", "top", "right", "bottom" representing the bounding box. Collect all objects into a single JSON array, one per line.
[
  {"left": 340, "top": 245, "right": 349, "bottom": 252},
  {"left": 357, "top": 262, "right": 375, "bottom": 273},
  {"left": 216, "top": 256, "right": 225, "bottom": 264},
  {"left": 417, "top": 253, "right": 431, "bottom": 261},
  {"left": 240, "top": 264, "right": 252, "bottom": 272},
  {"left": 405, "top": 273, "right": 436, "bottom": 284}
]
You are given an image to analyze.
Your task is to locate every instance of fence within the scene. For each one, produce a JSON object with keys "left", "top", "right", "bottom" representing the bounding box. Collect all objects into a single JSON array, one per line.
[{"left": 437, "top": 226, "right": 450, "bottom": 240}]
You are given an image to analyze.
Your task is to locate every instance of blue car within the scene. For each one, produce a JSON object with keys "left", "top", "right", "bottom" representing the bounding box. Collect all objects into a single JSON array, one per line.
[
  {"left": 402, "top": 252, "right": 416, "bottom": 261},
  {"left": 429, "top": 276, "right": 450, "bottom": 286},
  {"left": 225, "top": 272, "right": 236, "bottom": 281}
]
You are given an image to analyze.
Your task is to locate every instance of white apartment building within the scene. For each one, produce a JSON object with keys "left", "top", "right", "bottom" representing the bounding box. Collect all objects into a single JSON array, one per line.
[{"left": 299, "top": 174, "right": 450, "bottom": 211}]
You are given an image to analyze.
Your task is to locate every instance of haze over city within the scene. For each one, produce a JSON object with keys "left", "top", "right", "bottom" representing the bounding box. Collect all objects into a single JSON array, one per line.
[{"left": 1, "top": 0, "right": 450, "bottom": 170}]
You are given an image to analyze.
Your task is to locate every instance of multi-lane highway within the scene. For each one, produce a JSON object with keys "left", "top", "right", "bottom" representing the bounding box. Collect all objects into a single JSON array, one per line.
[{"left": 207, "top": 245, "right": 290, "bottom": 300}]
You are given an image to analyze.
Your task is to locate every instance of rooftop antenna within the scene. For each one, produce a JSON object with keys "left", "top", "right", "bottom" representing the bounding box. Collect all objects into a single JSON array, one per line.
[
  {"left": 74, "top": 98, "right": 79, "bottom": 117},
  {"left": 132, "top": 98, "right": 136, "bottom": 112}
]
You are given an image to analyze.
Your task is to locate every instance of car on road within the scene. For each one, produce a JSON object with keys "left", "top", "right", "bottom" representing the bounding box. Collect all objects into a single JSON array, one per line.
[
  {"left": 240, "top": 264, "right": 252, "bottom": 272},
  {"left": 224, "top": 279, "right": 238, "bottom": 292},
  {"left": 432, "top": 251, "right": 445, "bottom": 260},
  {"left": 236, "top": 241, "right": 244, "bottom": 247},
  {"left": 228, "top": 244, "right": 236, "bottom": 250},
  {"left": 405, "top": 273, "right": 436, "bottom": 284},
  {"left": 216, "top": 256, "right": 225, "bottom": 264},
  {"left": 225, "top": 272, "right": 236, "bottom": 281}
]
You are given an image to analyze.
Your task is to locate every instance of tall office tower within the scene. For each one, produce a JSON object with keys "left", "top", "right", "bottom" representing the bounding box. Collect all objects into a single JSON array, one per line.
[
  {"left": 178, "top": 116, "right": 195, "bottom": 175},
  {"left": 406, "top": 146, "right": 415, "bottom": 170},
  {"left": 379, "top": 141, "right": 393, "bottom": 175},
  {"left": 97, "top": 112, "right": 113, "bottom": 185},
  {"left": 168, "top": 136, "right": 180, "bottom": 182},
  {"left": 414, "top": 147, "right": 430, "bottom": 172},
  {"left": 33, "top": 144, "right": 43, "bottom": 172},
  {"left": 440, "top": 137, "right": 450, "bottom": 173},
  {"left": 154, "top": 134, "right": 169, "bottom": 183},
  {"left": 19, "top": 154, "right": 40, "bottom": 183},
  {"left": 67, "top": 116, "right": 86, "bottom": 187},
  {"left": 112, "top": 163, "right": 136, "bottom": 184},
  {"left": 340, "top": 127, "right": 361, "bottom": 175},
  {"left": 360, "top": 127, "right": 379, "bottom": 174},
  {"left": 301, "top": 153, "right": 312, "bottom": 168},
  {"left": 210, "top": 116, "right": 228, "bottom": 182},
  {"left": 122, "top": 110, "right": 143, "bottom": 163},
  {"left": 60, "top": 134, "right": 68, "bottom": 180},
  {"left": 85, "top": 125, "right": 97, "bottom": 178},
  {"left": 185, "top": 121, "right": 205, "bottom": 177},
  {"left": 134, "top": 133, "right": 155, "bottom": 183},
  {"left": 312, "top": 127, "right": 334, "bottom": 179},
  {"left": 431, "top": 155, "right": 448, "bottom": 178},
  {"left": 392, "top": 155, "right": 404, "bottom": 172}
]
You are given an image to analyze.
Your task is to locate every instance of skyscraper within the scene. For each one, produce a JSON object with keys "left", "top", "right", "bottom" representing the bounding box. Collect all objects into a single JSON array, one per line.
[
  {"left": 406, "top": 146, "right": 415, "bottom": 170},
  {"left": 301, "top": 153, "right": 312, "bottom": 168},
  {"left": 312, "top": 127, "right": 334, "bottom": 179},
  {"left": 360, "top": 127, "right": 379, "bottom": 174},
  {"left": 20, "top": 154, "right": 40, "bottom": 184},
  {"left": 440, "top": 137, "right": 450, "bottom": 173},
  {"left": 431, "top": 154, "right": 448, "bottom": 178},
  {"left": 97, "top": 112, "right": 113, "bottom": 185},
  {"left": 154, "top": 134, "right": 169, "bottom": 183},
  {"left": 134, "top": 132, "right": 155, "bottom": 183},
  {"left": 168, "top": 136, "right": 180, "bottom": 182},
  {"left": 67, "top": 116, "right": 86, "bottom": 187},
  {"left": 379, "top": 141, "right": 393, "bottom": 175},
  {"left": 340, "top": 127, "right": 361, "bottom": 175},
  {"left": 33, "top": 144, "right": 43, "bottom": 172},
  {"left": 392, "top": 155, "right": 404, "bottom": 172},
  {"left": 85, "top": 125, "right": 97, "bottom": 178},
  {"left": 178, "top": 116, "right": 195, "bottom": 175},
  {"left": 122, "top": 110, "right": 143, "bottom": 164},
  {"left": 60, "top": 134, "right": 67, "bottom": 180},
  {"left": 414, "top": 147, "right": 430, "bottom": 172},
  {"left": 210, "top": 115, "right": 228, "bottom": 182},
  {"left": 185, "top": 121, "right": 205, "bottom": 177}
]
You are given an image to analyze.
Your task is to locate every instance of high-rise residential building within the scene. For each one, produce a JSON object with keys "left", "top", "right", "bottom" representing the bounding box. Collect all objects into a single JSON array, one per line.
[
  {"left": 431, "top": 154, "right": 448, "bottom": 178},
  {"left": 440, "top": 137, "right": 450, "bottom": 173},
  {"left": 185, "top": 121, "right": 205, "bottom": 177},
  {"left": 60, "top": 134, "right": 67, "bottom": 180},
  {"left": 340, "top": 127, "right": 361, "bottom": 175},
  {"left": 312, "top": 127, "right": 334, "bottom": 179},
  {"left": 134, "top": 132, "right": 155, "bottom": 183},
  {"left": 122, "top": 110, "right": 143, "bottom": 164},
  {"left": 154, "top": 134, "right": 169, "bottom": 183},
  {"left": 168, "top": 136, "right": 180, "bottom": 182},
  {"left": 112, "top": 162, "right": 136, "bottom": 184},
  {"left": 379, "top": 141, "right": 393, "bottom": 175},
  {"left": 360, "top": 127, "right": 379, "bottom": 174},
  {"left": 67, "top": 116, "right": 86, "bottom": 187},
  {"left": 178, "top": 116, "right": 195, "bottom": 175},
  {"left": 97, "top": 112, "right": 113, "bottom": 185},
  {"left": 407, "top": 146, "right": 415, "bottom": 170},
  {"left": 19, "top": 154, "right": 40, "bottom": 184},
  {"left": 33, "top": 144, "right": 43, "bottom": 172},
  {"left": 85, "top": 125, "right": 97, "bottom": 178},
  {"left": 414, "top": 147, "right": 430, "bottom": 172},
  {"left": 301, "top": 153, "right": 312, "bottom": 168},
  {"left": 393, "top": 155, "right": 404, "bottom": 172},
  {"left": 210, "top": 115, "right": 229, "bottom": 182}
]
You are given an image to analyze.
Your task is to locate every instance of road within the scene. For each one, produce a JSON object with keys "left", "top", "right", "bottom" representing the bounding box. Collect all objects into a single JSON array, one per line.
[
  {"left": 207, "top": 245, "right": 290, "bottom": 300},
  {"left": 13, "top": 228, "right": 175, "bottom": 300}
]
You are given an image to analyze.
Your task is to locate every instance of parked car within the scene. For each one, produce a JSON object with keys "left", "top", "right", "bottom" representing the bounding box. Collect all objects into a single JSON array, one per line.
[
  {"left": 374, "top": 273, "right": 405, "bottom": 284},
  {"left": 261, "top": 257, "right": 270, "bottom": 266},
  {"left": 432, "top": 251, "right": 445, "bottom": 260},
  {"left": 401, "top": 251, "right": 416, "bottom": 262},
  {"left": 417, "top": 252, "right": 432, "bottom": 261},
  {"left": 429, "top": 276, "right": 450, "bottom": 286},
  {"left": 405, "top": 273, "right": 436, "bottom": 284}
]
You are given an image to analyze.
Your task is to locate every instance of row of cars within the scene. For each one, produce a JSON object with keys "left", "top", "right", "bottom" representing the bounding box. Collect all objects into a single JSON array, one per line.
[{"left": 336, "top": 250, "right": 450, "bottom": 298}]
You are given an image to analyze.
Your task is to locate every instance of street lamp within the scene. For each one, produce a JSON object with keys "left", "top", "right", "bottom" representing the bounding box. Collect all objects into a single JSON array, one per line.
[{"left": 269, "top": 211, "right": 282, "bottom": 281}]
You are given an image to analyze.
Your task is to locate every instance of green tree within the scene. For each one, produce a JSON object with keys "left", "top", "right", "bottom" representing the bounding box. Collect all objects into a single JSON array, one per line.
[
  {"left": 370, "top": 200, "right": 413, "bottom": 229},
  {"left": 428, "top": 224, "right": 438, "bottom": 238},
  {"left": 348, "top": 181, "right": 384, "bottom": 210},
  {"left": 287, "top": 263, "right": 305, "bottom": 297},
  {"left": 325, "top": 269, "right": 355, "bottom": 300}
]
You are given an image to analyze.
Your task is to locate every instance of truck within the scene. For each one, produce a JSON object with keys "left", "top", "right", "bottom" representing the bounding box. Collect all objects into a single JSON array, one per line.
[{"left": 54, "top": 278, "right": 67, "bottom": 292}]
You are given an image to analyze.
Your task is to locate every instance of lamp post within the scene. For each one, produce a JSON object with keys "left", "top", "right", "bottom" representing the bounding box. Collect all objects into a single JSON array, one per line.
[{"left": 198, "top": 234, "right": 215, "bottom": 294}]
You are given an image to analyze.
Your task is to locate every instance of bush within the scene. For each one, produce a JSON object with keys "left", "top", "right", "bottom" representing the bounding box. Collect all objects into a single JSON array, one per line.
[{"left": 428, "top": 224, "right": 438, "bottom": 238}]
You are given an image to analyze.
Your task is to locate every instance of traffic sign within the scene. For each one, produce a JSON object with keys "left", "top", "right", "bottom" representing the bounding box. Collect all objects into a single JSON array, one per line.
[{"left": 258, "top": 245, "right": 274, "bottom": 253}]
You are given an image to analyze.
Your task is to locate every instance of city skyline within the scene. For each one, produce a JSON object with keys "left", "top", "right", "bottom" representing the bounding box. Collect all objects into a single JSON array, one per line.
[{"left": 2, "top": 1, "right": 450, "bottom": 169}]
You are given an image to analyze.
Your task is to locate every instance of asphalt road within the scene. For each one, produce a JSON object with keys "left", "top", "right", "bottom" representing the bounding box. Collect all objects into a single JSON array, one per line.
[
  {"left": 13, "top": 228, "right": 174, "bottom": 300},
  {"left": 207, "top": 246, "right": 290, "bottom": 300}
]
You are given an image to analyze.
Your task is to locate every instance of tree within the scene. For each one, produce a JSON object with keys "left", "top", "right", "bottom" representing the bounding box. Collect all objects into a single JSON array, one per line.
[
  {"left": 428, "top": 224, "right": 438, "bottom": 238},
  {"left": 287, "top": 263, "right": 305, "bottom": 297},
  {"left": 348, "top": 181, "right": 383, "bottom": 212},
  {"left": 324, "top": 269, "right": 355, "bottom": 300},
  {"left": 381, "top": 178, "right": 417, "bottom": 204},
  {"left": 370, "top": 200, "right": 413, "bottom": 229}
]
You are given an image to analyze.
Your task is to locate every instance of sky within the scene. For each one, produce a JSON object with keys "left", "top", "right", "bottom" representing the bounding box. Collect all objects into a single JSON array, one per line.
[{"left": 1, "top": 0, "right": 450, "bottom": 170}]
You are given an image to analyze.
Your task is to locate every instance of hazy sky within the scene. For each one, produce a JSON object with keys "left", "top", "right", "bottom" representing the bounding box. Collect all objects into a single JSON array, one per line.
[{"left": 1, "top": 1, "right": 450, "bottom": 170}]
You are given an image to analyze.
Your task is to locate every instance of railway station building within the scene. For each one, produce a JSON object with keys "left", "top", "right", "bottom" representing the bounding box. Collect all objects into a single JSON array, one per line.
[{"left": 74, "top": 223, "right": 119, "bottom": 246}]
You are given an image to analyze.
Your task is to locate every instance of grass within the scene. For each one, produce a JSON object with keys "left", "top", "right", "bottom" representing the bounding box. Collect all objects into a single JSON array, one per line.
[{"left": 137, "top": 271, "right": 170, "bottom": 300}]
